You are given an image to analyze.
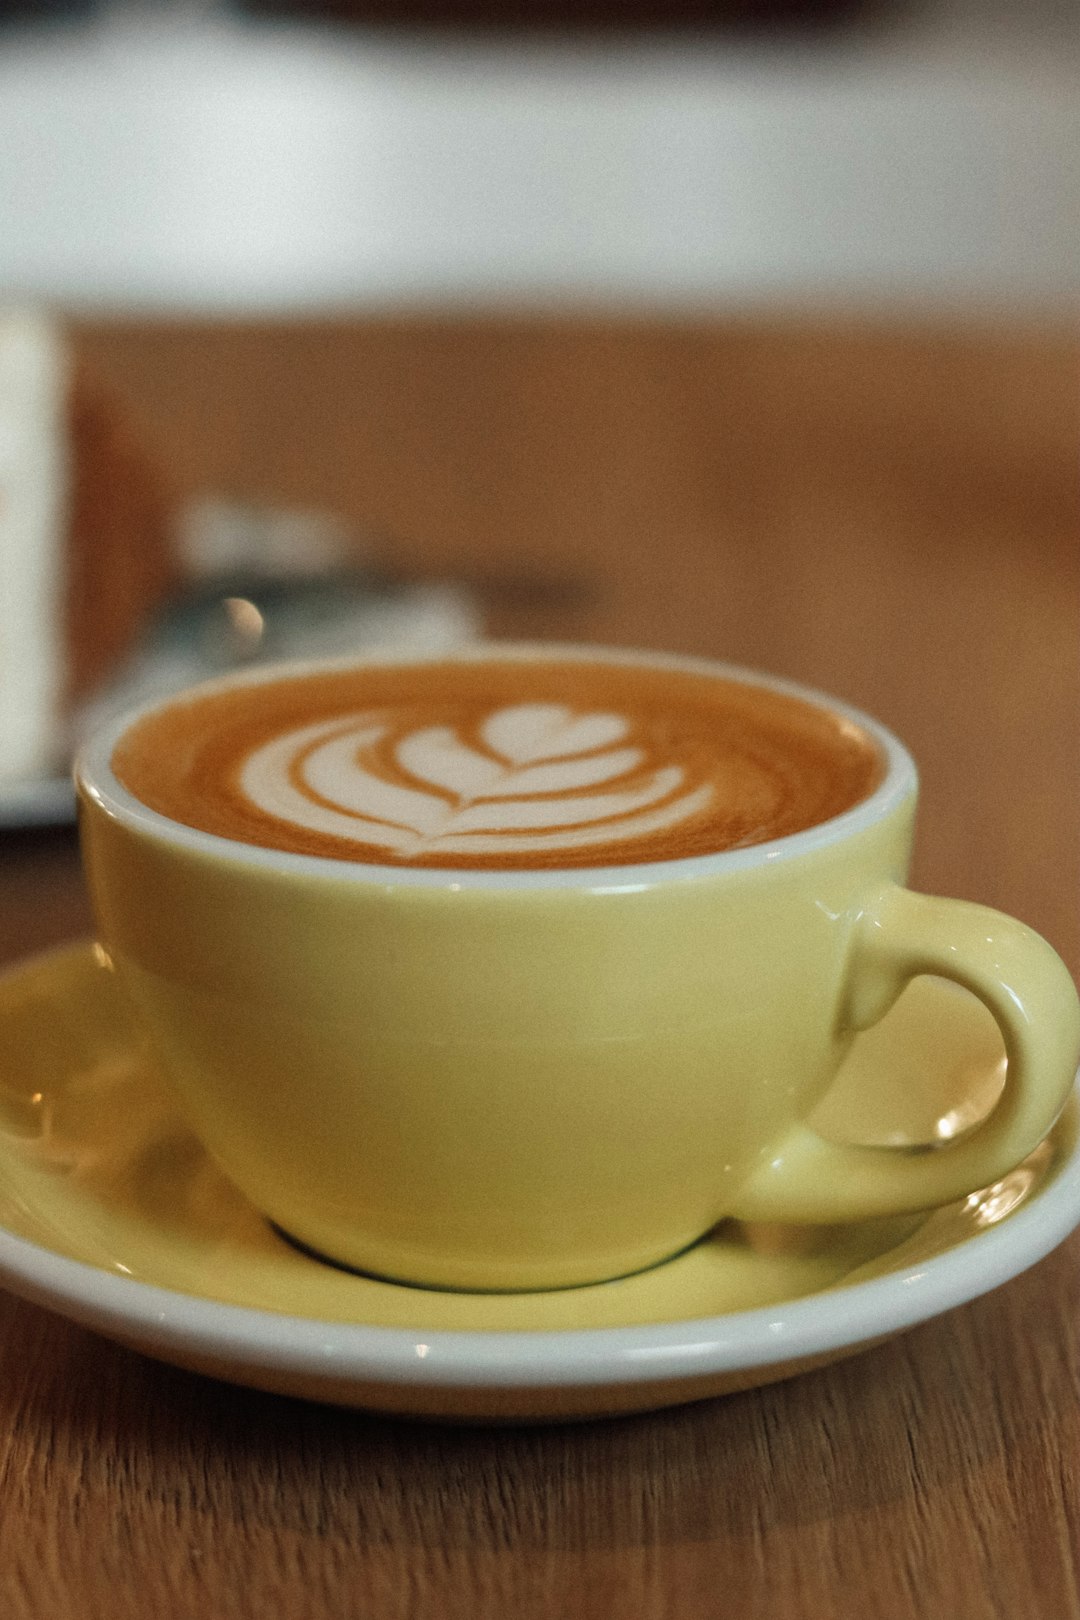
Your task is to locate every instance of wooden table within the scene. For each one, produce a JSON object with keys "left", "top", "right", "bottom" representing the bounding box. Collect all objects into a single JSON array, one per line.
[{"left": 1, "top": 317, "right": 1077, "bottom": 1618}]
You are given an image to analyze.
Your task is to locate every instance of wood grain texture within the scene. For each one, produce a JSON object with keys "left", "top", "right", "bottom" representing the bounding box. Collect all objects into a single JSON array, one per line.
[{"left": 0, "top": 316, "right": 1077, "bottom": 1618}]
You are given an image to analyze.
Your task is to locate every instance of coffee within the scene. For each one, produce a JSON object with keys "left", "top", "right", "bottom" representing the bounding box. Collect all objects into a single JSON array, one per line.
[
  {"left": 111, "top": 651, "right": 884, "bottom": 870},
  {"left": 83, "top": 647, "right": 1080, "bottom": 1290}
]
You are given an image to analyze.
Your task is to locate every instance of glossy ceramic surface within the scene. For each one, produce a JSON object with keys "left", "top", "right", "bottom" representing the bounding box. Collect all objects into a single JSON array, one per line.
[
  {"left": 0, "top": 943, "right": 1076, "bottom": 1421},
  {"left": 76, "top": 647, "right": 1080, "bottom": 1289}
]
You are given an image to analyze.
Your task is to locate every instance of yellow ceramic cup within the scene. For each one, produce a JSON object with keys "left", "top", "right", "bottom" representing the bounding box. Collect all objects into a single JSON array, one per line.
[{"left": 76, "top": 649, "right": 1080, "bottom": 1292}]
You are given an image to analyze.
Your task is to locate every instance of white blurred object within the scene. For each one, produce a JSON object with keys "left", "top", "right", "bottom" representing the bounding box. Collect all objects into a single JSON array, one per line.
[
  {"left": 0, "top": 6, "right": 1076, "bottom": 314},
  {"left": 0, "top": 310, "right": 70, "bottom": 786}
]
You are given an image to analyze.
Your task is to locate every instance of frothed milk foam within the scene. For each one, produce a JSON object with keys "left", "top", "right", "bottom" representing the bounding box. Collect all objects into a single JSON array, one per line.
[{"left": 111, "top": 654, "right": 884, "bottom": 870}]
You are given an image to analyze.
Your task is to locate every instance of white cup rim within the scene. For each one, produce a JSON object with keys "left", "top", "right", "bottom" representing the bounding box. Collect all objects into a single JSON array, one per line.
[{"left": 75, "top": 642, "right": 918, "bottom": 892}]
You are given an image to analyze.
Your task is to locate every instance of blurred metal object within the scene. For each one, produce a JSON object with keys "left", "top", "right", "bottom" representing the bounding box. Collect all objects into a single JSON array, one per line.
[
  {"left": 73, "top": 568, "right": 481, "bottom": 749},
  {"left": 0, "top": 774, "right": 81, "bottom": 829},
  {"left": 239, "top": 0, "right": 869, "bottom": 25},
  {"left": 0, "top": 486, "right": 602, "bottom": 830},
  {"left": 0, "top": 564, "right": 479, "bottom": 828},
  {"left": 176, "top": 497, "right": 357, "bottom": 581},
  {"left": 0, "top": 497, "right": 481, "bottom": 829},
  {"left": 0, "top": 1, "right": 96, "bottom": 20}
]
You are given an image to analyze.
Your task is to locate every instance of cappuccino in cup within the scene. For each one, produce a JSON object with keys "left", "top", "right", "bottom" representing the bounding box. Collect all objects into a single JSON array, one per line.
[
  {"left": 78, "top": 645, "right": 1080, "bottom": 1292},
  {"left": 111, "top": 654, "right": 883, "bottom": 870}
]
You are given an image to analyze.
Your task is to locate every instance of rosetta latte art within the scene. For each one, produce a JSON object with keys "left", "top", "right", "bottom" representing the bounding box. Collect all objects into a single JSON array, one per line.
[
  {"left": 112, "top": 658, "right": 886, "bottom": 867},
  {"left": 239, "top": 702, "right": 715, "bottom": 858}
]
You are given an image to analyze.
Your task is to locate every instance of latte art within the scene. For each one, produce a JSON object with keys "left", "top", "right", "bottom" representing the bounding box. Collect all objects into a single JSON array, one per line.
[
  {"left": 240, "top": 703, "right": 715, "bottom": 857},
  {"left": 110, "top": 653, "right": 885, "bottom": 869}
]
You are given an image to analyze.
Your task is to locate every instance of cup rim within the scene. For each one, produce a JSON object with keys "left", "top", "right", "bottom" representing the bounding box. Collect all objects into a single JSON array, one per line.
[{"left": 75, "top": 642, "right": 918, "bottom": 891}]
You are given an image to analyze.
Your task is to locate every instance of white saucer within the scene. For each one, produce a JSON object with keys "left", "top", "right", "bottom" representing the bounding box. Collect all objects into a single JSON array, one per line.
[{"left": 0, "top": 943, "right": 1076, "bottom": 1422}]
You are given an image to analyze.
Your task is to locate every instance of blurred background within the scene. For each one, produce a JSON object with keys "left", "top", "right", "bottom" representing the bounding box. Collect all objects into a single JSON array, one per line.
[
  {"left": 1, "top": 0, "right": 1076, "bottom": 312},
  {"left": 0, "top": 0, "right": 1077, "bottom": 958},
  {"left": 2, "top": 10, "right": 1080, "bottom": 1587}
]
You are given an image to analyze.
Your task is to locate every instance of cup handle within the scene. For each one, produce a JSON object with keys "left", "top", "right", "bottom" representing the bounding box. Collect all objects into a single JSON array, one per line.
[{"left": 728, "top": 884, "right": 1080, "bottom": 1223}]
